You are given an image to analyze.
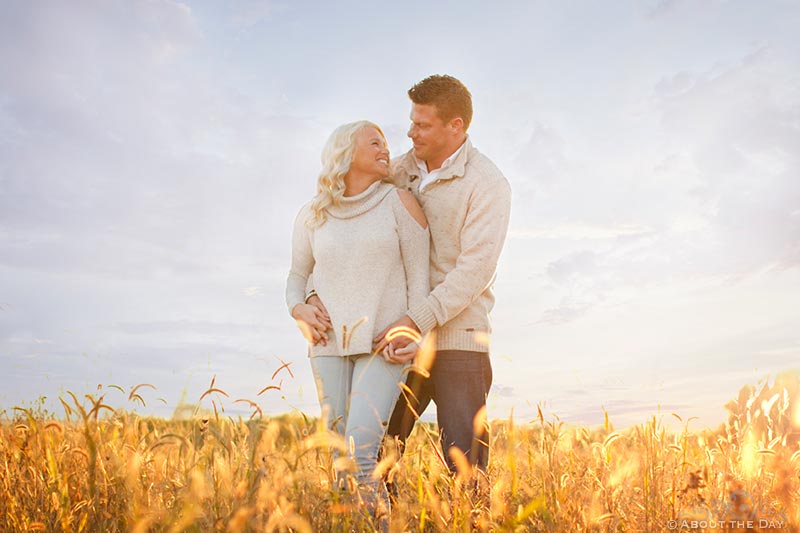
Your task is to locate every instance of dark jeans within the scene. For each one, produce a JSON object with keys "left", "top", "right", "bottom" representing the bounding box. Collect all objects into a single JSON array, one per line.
[{"left": 386, "top": 350, "right": 492, "bottom": 472}]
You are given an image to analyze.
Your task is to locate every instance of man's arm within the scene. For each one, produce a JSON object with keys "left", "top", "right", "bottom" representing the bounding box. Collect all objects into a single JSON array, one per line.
[
  {"left": 407, "top": 174, "right": 511, "bottom": 333},
  {"left": 374, "top": 174, "right": 511, "bottom": 353}
]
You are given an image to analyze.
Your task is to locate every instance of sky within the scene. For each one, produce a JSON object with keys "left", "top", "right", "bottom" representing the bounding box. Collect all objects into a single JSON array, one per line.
[{"left": 1, "top": 0, "right": 799, "bottom": 429}]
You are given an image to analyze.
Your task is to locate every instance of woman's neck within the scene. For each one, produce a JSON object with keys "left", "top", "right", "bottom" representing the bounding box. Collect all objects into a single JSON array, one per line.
[{"left": 343, "top": 172, "right": 379, "bottom": 197}]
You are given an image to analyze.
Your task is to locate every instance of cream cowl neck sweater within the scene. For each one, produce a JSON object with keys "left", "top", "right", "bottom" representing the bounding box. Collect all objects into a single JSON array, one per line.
[{"left": 286, "top": 181, "right": 430, "bottom": 357}]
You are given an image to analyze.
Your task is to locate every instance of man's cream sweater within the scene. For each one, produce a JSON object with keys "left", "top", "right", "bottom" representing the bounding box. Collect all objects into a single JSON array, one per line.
[
  {"left": 286, "top": 181, "right": 430, "bottom": 357},
  {"left": 392, "top": 138, "right": 512, "bottom": 353}
]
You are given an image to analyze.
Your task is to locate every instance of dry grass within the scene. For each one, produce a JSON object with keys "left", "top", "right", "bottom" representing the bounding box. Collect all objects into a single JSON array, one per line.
[{"left": 1, "top": 372, "right": 798, "bottom": 532}]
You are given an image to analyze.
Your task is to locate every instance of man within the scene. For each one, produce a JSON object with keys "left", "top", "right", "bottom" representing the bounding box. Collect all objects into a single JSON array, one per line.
[
  {"left": 309, "top": 74, "right": 511, "bottom": 474},
  {"left": 374, "top": 74, "right": 511, "bottom": 475}
]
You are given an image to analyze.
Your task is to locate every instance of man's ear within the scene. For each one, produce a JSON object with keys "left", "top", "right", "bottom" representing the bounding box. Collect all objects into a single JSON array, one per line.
[{"left": 449, "top": 117, "right": 465, "bottom": 134}]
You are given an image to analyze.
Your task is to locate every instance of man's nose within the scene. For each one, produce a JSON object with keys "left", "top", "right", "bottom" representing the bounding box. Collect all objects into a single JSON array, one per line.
[{"left": 407, "top": 125, "right": 416, "bottom": 138}]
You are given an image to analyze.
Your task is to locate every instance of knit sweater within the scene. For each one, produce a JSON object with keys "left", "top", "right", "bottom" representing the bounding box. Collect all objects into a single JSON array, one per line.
[
  {"left": 392, "top": 137, "right": 512, "bottom": 353},
  {"left": 286, "top": 181, "right": 430, "bottom": 357}
]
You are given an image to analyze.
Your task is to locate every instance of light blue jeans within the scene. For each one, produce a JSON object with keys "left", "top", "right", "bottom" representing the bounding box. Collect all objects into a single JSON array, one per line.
[{"left": 310, "top": 353, "right": 406, "bottom": 512}]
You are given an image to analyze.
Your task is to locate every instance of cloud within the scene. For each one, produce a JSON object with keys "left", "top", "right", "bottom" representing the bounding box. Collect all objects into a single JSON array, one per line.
[
  {"left": 640, "top": 0, "right": 683, "bottom": 19},
  {"left": 512, "top": 123, "right": 569, "bottom": 188},
  {"left": 534, "top": 302, "right": 593, "bottom": 326},
  {"left": 110, "top": 319, "right": 264, "bottom": 337},
  {"left": 546, "top": 251, "right": 599, "bottom": 285},
  {"left": 578, "top": 399, "right": 690, "bottom": 420},
  {"left": 2, "top": 1, "right": 798, "bottom": 427},
  {"left": 652, "top": 46, "right": 800, "bottom": 273},
  {"left": 0, "top": 0, "right": 328, "bottom": 284},
  {"left": 491, "top": 384, "right": 515, "bottom": 398},
  {"left": 0, "top": 1, "right": 200, "bottom": 127},
  {"left": 228, "top": 0, "right": 280, "bottom": 29},
  {"left": 509, "top": 44, "right": 799, "bottom": 313},
  {"left": 511, "top": 223, "right": 655, "bottom": 241}
]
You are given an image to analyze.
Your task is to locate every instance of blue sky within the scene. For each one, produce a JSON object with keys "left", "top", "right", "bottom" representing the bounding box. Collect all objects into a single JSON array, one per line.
[{"left": 1, "top": 0, "right": 798, "bottom": 428}]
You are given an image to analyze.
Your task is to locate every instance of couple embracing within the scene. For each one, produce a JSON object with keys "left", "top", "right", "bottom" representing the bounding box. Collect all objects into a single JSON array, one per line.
[{"left": 285, "top": 74, "right": 512, "bottom": 523}]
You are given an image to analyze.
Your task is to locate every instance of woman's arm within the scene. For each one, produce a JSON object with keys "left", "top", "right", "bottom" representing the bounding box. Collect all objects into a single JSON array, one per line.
[
  {"left": 286, "top": 206, "right": 330, "bottom": 345},
  {"left": 378, "top": 189, "right": 430, "bottom": 361},
  {"left": 395, "top": 189, "right": 430, "bottom": 310}
]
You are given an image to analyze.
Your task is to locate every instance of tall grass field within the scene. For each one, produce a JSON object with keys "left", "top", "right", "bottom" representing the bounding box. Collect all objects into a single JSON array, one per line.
[{"left": 1, "top": 372, "right": 798, "bottom": 532}]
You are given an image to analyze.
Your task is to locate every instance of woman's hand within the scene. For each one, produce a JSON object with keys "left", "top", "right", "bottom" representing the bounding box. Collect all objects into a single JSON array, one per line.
[
  {"left": 306, "top": 294, "right": 330, "bottom": 322},
  {"left": 382, "top": 341, "right": 419, "bottom": 364},
  {"left": 291, "top": 303, "right": 331, "bottom": 346}
]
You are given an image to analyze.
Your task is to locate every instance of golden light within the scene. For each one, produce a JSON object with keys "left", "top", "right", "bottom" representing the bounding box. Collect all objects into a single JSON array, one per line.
[
  {"left": 472, "top": 405, "right": 488, "bottom": 439},
  {"left": 793, "top": 394, "right": 800, "bottom": 429},
  {"left": 473, "top": 331, "right": 490, "bottom": 347},
  {"left": 303, "top": 430, "right": 348, "bottom": 453},
  {"left": 385, "top": 326, "right": 422, "bottom": 344},
  {"left": 416, "top": 331, "right": 436, "bottom": 372},
  {"left": 740, "top": 429, "right": 758, "bottom": 479},
  {"left": 448, "top": 446, "right": 472, "bottom": 482},
  {"left": 295, "top": 319, "right": 314, "bottom": 344}
]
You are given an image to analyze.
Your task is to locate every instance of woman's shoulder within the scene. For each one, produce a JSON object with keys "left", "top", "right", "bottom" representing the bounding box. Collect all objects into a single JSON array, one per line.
[
  {"left": 370, "top": 181, "right": 398, "bottom": 206},
  {"left": 390, "top": 187, "right": 427, "bottom": 229},
  {"left": 292, "top": 200, "right": 315, "bottom": 226},
  {"left": 295, "top": 200, "right": 314, "bottom": 217}
]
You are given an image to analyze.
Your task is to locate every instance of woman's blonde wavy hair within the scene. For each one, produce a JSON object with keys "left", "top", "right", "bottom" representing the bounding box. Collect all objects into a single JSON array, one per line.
[{"left": 307, "top": 120, "right": 386, "bottom": 228}]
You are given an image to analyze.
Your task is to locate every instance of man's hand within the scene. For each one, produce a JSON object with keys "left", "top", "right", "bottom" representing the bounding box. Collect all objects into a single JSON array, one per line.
[
  {"left": 306, "top": 294, "right": 330, "bottom": 322},
  {"left": 291, "top": 303, "right": 331, "bottom": 346},
  {"left": 382, "top": 341, "right": 419, "bottom": 364},
  {"left": 373, "top": 315, "right": 420, "bottom": 354}
]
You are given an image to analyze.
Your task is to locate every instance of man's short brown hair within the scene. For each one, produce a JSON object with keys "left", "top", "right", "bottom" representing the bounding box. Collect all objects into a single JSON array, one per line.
[{"left": 408, "top": 74, "right": 473, "bottom": 131}]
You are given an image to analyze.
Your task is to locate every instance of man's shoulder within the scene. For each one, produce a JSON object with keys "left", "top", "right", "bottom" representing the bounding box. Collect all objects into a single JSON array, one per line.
[
  {"left": 464, "top": 146, "right": 509, "bottom": 188},
  {"left": 390, "top": 150, "right": 417, "bottom": 186},
  {"left": 391, "top": 149, "right": 416, "bottom": 171}
]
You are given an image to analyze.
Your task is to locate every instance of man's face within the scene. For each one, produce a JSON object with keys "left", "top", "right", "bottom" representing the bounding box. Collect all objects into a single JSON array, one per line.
[{"left": 407, "top": 103, "right": 452, "bottom": 166}]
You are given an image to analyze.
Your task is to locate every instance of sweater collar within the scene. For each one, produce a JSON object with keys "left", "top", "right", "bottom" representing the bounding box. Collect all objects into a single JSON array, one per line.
[
  {"left": 396, "top": 136, "right": 473, "bottom": 183},
  {"left": 326, "top": 181, "right": 394, "bottom": 219}
]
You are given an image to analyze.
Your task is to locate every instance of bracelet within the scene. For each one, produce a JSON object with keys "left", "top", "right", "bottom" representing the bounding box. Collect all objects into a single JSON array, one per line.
[{"left": 304, "top": 290, "right": 317, "bottom": 304}]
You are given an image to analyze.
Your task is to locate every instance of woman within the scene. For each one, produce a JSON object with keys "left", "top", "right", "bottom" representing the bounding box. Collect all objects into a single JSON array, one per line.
[{"left": 285, "top": 120, "right": 429, "bottom": 517}]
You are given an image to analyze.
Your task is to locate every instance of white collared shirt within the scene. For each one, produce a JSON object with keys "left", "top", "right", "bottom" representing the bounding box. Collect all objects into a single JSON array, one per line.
[{"left": 415, "top": 142, "right": 466, "bottom": 192}]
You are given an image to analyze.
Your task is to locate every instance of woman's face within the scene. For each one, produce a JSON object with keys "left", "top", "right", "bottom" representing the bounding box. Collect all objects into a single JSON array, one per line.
[{"left": 349, "top": 126, "right": 390, "bottom": 180}]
